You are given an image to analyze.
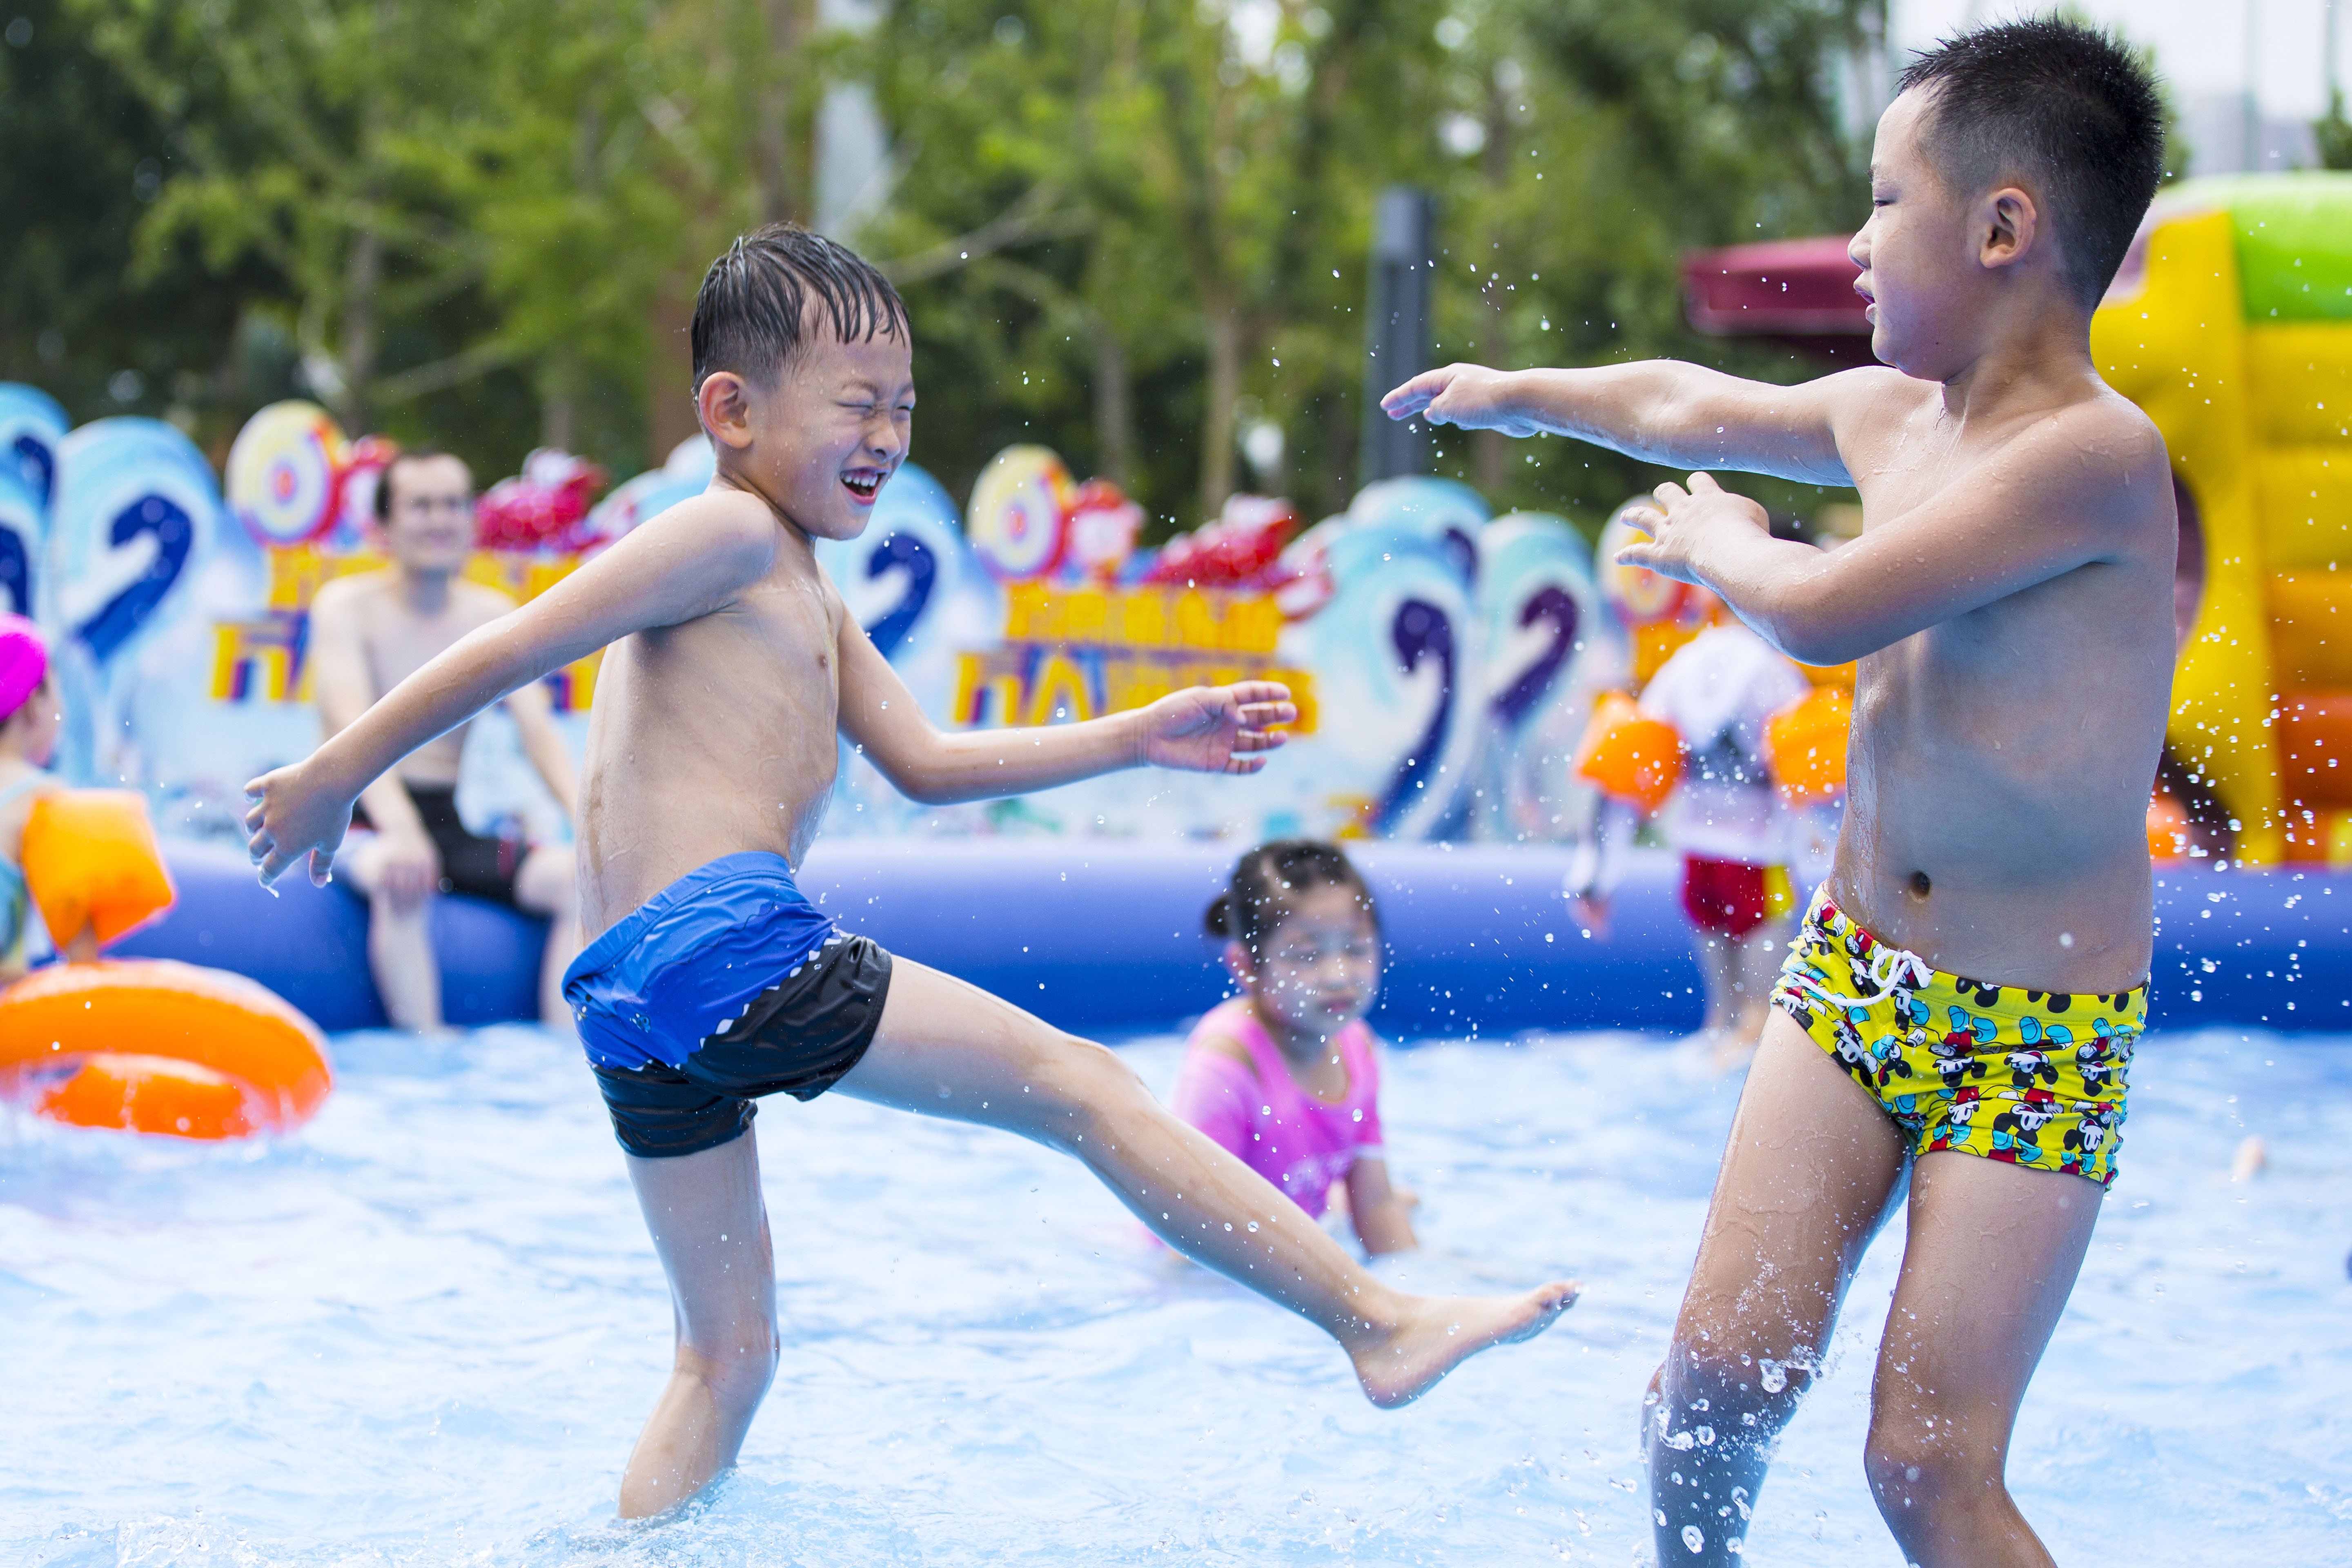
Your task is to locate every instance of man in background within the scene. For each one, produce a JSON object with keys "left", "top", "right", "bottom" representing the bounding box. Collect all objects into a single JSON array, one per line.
[{"left": 309, "top": 450, "right": 580, "bottom": 1031}]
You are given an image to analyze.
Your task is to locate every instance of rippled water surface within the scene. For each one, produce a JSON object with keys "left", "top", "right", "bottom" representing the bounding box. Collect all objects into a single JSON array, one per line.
[{"left": 2, "top": 1023, "right": 2346, "bottom": 1565}]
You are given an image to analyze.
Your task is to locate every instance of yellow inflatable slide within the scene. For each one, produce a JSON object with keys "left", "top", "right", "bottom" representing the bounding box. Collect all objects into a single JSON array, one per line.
[{"left": 2091, "top": 173, "right": 2352, "bottom": 864}]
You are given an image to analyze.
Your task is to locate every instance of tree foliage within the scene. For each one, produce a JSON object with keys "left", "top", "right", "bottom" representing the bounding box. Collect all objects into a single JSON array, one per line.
[
  {"left": 867, "top": 0, "right": 1874, "bottom": 535},
  {"left": 5, "top": 0, "right": 1875, "bottom": 527},
  {"left": 0, "top": 0, "right": 280, "bottom": 451}
]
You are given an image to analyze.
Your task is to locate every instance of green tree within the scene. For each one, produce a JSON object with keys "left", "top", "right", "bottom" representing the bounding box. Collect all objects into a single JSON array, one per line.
[
  {"left": 1429, "top": 0, "right": 1873, "bottom": 525},
  {"left": 2319, "top": 91, "right": 2352, "bottom": 172},
  {"left": 56, "top": 0, "right": 838, "bottom": 477},
  {"left": 16, "top": 0, "right": 1876, "bottom": 534},
  {"left": 865, "top": 0, "right": 1460, "bottom": 531},
  {"left": 862, "top": 0, "right": 1872, "bottom": 537},
  {"left": 0, "top": 0, "right": 282, "bottom": 453}
]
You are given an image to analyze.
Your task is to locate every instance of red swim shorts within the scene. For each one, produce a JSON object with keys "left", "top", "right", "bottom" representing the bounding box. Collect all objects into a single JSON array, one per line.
[{"left": 1681, "top": 856, "right": 1770, "bottom": 938}]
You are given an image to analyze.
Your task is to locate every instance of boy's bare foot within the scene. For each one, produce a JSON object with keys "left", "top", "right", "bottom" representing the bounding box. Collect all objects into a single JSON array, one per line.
[{"left": 1347, "top": 1281, "right": 1580, "bottom": 1408}]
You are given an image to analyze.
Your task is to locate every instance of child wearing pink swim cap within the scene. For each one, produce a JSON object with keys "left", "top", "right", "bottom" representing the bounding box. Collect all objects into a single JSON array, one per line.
[{"left": 0, "top": 615, "right": 81, "bottom": 981}]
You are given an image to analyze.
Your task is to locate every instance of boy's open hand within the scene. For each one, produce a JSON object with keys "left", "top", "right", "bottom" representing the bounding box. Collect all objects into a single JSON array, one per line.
[
  {"left": 1380, "top": 364, "right": 1544, "bottom": 436},
  {"left": 243, "top": 761, "right": 353, "bottom": 889},
  {"left": 1141, "top": 682, "right": 1296, "bottom": 775},
  {"left": 1613, "top": 472, "right": 1771, "bottom": 584}
]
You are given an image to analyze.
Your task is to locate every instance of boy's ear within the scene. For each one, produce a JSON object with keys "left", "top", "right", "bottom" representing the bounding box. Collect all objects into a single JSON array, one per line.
[
  {"left": 1223, "top": 940, "right": 1255, "bottom": 987},
  {"left": 1978, "top": 185, "right": 2041, "bottom": 274},
  {"left": 697, "top": 371, "right": 757, "bottom": 450}
]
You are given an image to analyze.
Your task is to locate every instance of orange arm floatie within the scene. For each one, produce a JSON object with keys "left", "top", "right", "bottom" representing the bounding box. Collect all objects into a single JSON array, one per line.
[
  {"left": 22, "top": 790, "right": 178, "bottom": 949},
  {"left": 1763, "top": 686, "right": 1853, "bottom": 804},
  {"left": 1572, "top": 691, "right": 1683, "bottom": 813}
]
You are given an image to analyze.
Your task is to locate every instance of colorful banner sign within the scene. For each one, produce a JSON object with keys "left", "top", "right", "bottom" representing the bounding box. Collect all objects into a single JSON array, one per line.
[{"left": 5, "top": 387, "right": 1620, "bottom": 847}]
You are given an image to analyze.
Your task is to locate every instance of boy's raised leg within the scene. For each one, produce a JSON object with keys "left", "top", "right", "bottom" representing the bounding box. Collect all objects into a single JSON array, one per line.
[
  {"left": 1646, "top": 1013, "right": 1908, "bottom": 1565},
  {"left": 835, "top": 960, "right": 1577, "bottom": 1406},
  {"left": 1866, "top": 1152, "right": 2102, "bottom": 1568},
  {"left": 619, "top": 1131, "right": 780, "bottom": 1518}
]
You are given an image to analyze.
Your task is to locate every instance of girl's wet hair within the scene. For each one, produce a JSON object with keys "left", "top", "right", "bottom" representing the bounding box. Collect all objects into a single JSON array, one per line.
[{"left": 1205, "top": 840, "right": 1379, "bottom": 955}]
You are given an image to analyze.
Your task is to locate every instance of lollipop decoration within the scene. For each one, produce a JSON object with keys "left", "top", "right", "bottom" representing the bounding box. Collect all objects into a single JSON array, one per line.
[
  {"left": 53, "top": 418, "right": 220, "bottom": 666},
  {"left": 0, "top": 384, "right": 69, "bottom": 515},
  {"left": 0, "top": 470, "right": 42, "bottom": 619},
  {"left": 225, "top": 401, "right": 346, "bottom": 548},
  {"left": 966, "top": 446, "right": 1071, "bottom": 583},
  {"left": 1478, "top": 513, "right": 1601, "bottom": 731}
]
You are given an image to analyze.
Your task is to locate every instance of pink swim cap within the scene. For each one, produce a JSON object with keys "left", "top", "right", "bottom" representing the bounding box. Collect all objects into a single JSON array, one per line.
[{"left": 0, "top": 615, "right": 50, "bottom": 723}]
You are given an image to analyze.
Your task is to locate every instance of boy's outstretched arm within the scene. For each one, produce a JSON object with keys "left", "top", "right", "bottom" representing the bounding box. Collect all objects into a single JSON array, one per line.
[
  {"left": 834, "top": 616, "right": 1295, "bottom": 804},
  {"left": 1618, "top": 406, "right": 2166, "bottom": 666},
  {"left": 1382, "top": 361, "right": 1874, "bottom": 485},
  {"left": 243, "top": 497, "right": 779, "bottom": 886}
]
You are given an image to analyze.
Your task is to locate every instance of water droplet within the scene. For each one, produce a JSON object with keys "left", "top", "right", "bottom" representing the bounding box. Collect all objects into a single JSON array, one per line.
[
  {"left": 1759, "top": 1359, "right": 1787, "bottom": 1393},
  {"left": 1682, "top": 1525, "right": 1706, "bottom": 1552}
]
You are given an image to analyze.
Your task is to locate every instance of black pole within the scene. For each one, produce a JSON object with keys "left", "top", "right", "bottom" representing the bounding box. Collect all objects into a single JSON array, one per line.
[{"left": 1360, "top": 185, "right": 1434, "bottom": 488}]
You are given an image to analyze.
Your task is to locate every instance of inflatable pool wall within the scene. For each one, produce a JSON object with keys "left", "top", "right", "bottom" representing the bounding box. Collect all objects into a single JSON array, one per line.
[{"left": 114, "top": 837, "right": 2352, "bottom": 1038}]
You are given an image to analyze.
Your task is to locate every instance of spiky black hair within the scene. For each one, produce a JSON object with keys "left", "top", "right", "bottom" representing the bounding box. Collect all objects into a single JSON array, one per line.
[{"left": 1897, "top": 16, "right": 2167, "bottom": 305}]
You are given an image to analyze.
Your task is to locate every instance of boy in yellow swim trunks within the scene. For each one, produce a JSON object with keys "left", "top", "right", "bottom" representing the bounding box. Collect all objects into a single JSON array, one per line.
[{"left": 1384, "top": 18, "right": 2169, "bottom": 1567}]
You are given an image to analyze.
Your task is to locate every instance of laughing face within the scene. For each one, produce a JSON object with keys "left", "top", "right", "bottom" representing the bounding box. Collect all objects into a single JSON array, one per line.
[{"left": 710, "top": 321, "right": 915, "bottom": 543}]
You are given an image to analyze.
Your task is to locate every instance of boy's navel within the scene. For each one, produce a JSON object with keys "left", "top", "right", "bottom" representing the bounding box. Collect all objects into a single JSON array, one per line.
[{"left": 1907, "top": 870, "right": 1932, "bottom": 899}]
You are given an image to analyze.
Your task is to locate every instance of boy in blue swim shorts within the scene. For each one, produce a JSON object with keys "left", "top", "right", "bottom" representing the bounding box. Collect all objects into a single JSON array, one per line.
[
  {"left": 1387, "top": 18, "right": 2169, "bottom": 1566},
  {"left": 245, "top": 224, "right": 1574, "bottom": 1519}
]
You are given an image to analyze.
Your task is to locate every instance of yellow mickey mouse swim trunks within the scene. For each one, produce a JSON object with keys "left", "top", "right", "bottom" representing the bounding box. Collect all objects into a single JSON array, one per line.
[{"left": 1771, "top": 889, "right": 2142, "bottom": 1187}]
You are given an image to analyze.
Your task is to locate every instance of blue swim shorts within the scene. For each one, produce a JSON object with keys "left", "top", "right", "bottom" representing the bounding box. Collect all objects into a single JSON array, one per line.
[{"left": 562, "top": 852, "right": 895, "bottom": 1158}]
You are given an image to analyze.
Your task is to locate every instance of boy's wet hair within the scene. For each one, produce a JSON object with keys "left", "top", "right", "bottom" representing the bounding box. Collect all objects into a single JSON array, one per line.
[
  {"left": 1206, "top": 840, "right": 1380, "bottom": 957},
  {"left": 373, "top": 448, "right": 469, "bottom": 522},
  {"left": 690, "top": 223, "right": 909, "bottom": 393},
  {"left": 1896, "top": 17, "right": 2165, "bottom": 307}
]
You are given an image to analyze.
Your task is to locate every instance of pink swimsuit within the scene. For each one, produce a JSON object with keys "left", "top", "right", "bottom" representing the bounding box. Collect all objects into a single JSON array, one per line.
[{"left": 1167, "top": 997, "right": 1385, "bottom": 1219}]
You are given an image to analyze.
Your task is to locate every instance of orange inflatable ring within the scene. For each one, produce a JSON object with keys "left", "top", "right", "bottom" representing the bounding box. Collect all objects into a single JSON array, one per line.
[
  {"left": 0, "top": 959, "right": 331, "bottom": 1139},
  {"left": 1764, "top": 686, "right": 1853, "bottom": 804},
  {"left": 22, "top": 790, "right": 176, "bottom": 947},
  {"left": 1573, "top": 691, "right": 1684, "bottom": 813}
]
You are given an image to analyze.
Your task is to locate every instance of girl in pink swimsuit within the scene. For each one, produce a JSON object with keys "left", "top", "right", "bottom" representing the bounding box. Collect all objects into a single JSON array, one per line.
[{"left": 1168, "top": 841, "right": 1419, "bottom": 1255}]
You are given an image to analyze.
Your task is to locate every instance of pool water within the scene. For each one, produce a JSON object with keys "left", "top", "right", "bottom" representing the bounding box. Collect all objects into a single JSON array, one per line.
[{"left": 2, "top": 1024, "right": 2348, "bottom": 1566}]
